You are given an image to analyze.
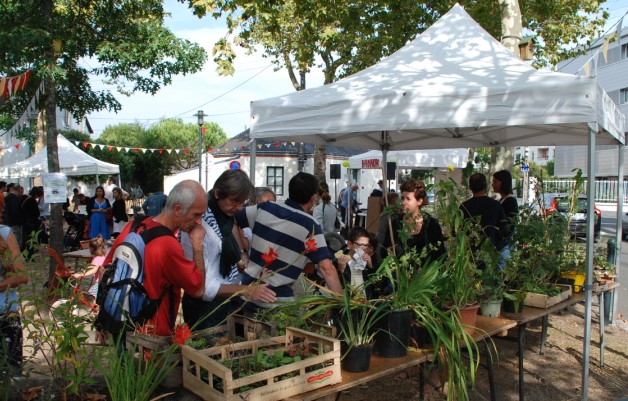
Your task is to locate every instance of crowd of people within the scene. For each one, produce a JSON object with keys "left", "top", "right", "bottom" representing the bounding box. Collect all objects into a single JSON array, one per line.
[{"left": 0, "top": 168, "right": 519, "bottom": 373}]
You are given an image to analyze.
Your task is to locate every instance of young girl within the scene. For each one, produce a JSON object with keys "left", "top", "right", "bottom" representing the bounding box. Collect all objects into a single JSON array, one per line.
[{"left": 72, "top": 235, "right": 107, "bottom": 299}]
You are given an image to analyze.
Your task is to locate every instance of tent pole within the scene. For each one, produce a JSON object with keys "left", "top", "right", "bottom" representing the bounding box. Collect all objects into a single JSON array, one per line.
[
  {"left": 250, "top": 139, "right": 257, "bottom": 187},
  {"left": 581, "top": 124, "right": 596, "bottom": 401},
  {"left": 612, "top": 143, "right": 624, "bottom": 325}
]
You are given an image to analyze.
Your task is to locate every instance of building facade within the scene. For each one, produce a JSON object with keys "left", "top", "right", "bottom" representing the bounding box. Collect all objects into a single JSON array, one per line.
[{"left": 554, "top": 28, "right": 628, "bottom": 178}]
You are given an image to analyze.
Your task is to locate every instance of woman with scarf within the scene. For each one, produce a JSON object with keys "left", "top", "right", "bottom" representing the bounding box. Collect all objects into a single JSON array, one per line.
[{"left": 180, "top": 170, "right": 276, "bottom": 330}]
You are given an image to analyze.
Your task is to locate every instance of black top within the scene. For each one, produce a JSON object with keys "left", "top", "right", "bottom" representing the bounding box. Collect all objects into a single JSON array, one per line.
[
  {"left": 112, "top": 199, "right": 128, "bottom": 224},
  {"left": 404, "top": 214, "right": 446, "bottom": 262},
  {"left": 459, "top": 196, "right": 506, "bottom": 249},
  {"left": 20, "top": 196, "right": 40, "bottom": 226},
  {"left": 3, "top": 193, "right": 22, "bottom": 226},
  {"left": 500, "top": 195, "right": 519, "bottom": 241}
]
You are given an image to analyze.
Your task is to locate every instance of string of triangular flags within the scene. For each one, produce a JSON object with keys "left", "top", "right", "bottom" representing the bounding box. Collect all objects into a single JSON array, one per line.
[
  {"left": 0, "top": 142, "right": 27, "bottom": 153},
  {"left": 71, "top": 139, "right": 302, "bottom": 155},
  {"left": 0, "top": 70, "right": 31, "bottom": 100},
  {"left": 0, "top": 81, "right": 44, "bottom": 140},
  {"left": 578, "top": 15, "right": 624, "bottom": 77}
]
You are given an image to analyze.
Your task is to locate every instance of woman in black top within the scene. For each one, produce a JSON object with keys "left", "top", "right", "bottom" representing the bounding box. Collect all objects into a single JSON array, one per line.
[
  {"left": 111, "top": 187, "right": 128, "bottom": 238},
  {"left": 399, "top": 179, "right": 445, "bottom": 262},
  {"left": 492, "top": 170, "right": 519, "bottom": 241},
  {"left": 21, "top": 186, "right": 43, "bottom": 258}
]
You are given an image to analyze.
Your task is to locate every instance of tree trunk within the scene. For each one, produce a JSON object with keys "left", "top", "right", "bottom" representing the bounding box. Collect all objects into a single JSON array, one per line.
[
  {"left": 492, "top": 0, "right": 523, "bottom": 175},
  {"left": 43, "top": 0, "right": 63, "bottom": 284},
  {"left": 314, "top": 145, "right": 326, "bottom": 184}
]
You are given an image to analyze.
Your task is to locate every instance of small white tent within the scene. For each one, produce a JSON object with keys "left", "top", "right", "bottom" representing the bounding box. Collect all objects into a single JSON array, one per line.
[
  {"left": 348, "top": 149, "right": 468, "bottom": 169},
  {"left": 0, "top": 134, "right": 119, "bottom": 178}
]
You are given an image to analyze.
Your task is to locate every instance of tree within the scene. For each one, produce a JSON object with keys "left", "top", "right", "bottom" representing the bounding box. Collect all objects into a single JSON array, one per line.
[
  {"left": 0, "top": 0, "right": 207, "bottom": 284},
  {"left": 94, "top": 119, "right": 227, "bottom": 193},
  {"left": 186, "top": 0, "right": 608, "bottom": 178}
]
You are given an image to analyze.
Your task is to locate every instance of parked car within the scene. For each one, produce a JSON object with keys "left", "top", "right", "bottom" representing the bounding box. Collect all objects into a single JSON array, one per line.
[
  {"left": 621, "top": 213, "right": 628, "bottom": 240},
  {"left": 536, "top": 193, "right": 601, "bottom": 242}
]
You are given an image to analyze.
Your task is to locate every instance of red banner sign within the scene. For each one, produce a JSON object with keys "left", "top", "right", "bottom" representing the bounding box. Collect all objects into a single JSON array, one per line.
[{"left": 361, "top": 158, "right": 380, "bottom": 169}]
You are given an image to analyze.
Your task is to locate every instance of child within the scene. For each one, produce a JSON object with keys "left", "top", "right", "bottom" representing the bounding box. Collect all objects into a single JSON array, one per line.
[{"left": 72, "top": 235, "right": 106, "bottom": 299}]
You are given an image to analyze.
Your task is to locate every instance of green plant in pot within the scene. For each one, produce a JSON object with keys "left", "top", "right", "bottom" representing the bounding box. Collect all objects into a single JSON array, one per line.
[{"left": 289, "top": 285, "right": 386, "bottom": 373}]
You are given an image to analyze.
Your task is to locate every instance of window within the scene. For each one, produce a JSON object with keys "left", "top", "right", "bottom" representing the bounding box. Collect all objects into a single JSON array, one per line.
[
  {"left": 538, "top": 148, "right": 549, "bottom": 161},
  {"left": 620, "top": 88, "right": 628, "bottom": 105},
  {"left": 622, "top": 44, "right": 628, "bottom": 60},
  {"left": 266, "top": 166, "right": 284, "bottom": 196}
]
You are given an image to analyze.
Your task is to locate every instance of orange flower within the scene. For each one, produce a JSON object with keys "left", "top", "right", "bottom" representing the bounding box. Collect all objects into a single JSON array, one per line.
[
  {"left": 261, "top": 247, "right": 279, "bottom": 267},
  {"left": 172, "top": 324, "right": 192, "bottom": 345},
  {"left": 304, "top": 236, "right": 318, "bottom": 254}
]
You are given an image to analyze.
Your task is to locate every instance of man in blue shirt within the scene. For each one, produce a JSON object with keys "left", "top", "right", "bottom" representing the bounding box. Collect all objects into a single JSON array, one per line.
[
  {"left": 342, "top": 182, "right": 358, "bottom": 227},
  {"left": 142, "top": 191, "right": 167, "bottom": 217}
]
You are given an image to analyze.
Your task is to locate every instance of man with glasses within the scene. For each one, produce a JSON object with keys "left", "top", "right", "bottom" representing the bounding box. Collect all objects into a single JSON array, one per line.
[{"left": 236, "top": 172, "right": 342, "bottom": 313}]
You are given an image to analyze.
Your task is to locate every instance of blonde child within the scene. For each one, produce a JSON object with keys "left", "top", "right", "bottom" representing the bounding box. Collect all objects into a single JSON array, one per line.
[{"left": 72, "top": 235, "right": 106, "bottom": 299}]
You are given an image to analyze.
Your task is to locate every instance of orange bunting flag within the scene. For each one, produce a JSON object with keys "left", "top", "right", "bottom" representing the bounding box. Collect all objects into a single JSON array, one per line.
[
  {"left": 14, "top": 144, "right": 20, "bottom": 150},
  {"left": 82, "top": 142, "right": 89, "bottom": 148}
]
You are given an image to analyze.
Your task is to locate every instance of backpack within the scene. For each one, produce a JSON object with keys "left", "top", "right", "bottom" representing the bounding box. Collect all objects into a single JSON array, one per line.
[{"left": 94, "top": 216, "right": 174, "bottom": 336}]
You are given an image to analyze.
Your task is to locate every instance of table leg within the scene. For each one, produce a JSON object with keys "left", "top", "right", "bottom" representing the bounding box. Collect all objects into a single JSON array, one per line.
[
  {"left": 418, "top": 362, "right": 425, "bottom": 401},
  {"left": 539, "top": 315, "right": 549, "bottom": 355},
  {"left": 518, "top": 324, "right": 526, "bottom": 401},
  {"left": 599, "top": 292, "right": 605, "bottom": 367},
  {"left": 485, "top": 341, "right": 496, "bottom": 401}
]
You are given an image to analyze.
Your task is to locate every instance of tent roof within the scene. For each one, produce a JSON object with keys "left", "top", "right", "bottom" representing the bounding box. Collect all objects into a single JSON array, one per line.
[
  {"left": 250, "top": 4, "right": 625, "bottom": 149},
  {"left": 0, "top": 134, "right": 119, "bottom": 178},
  {"left": 349, "top": 149, "right": 468, "bottom": 169}
]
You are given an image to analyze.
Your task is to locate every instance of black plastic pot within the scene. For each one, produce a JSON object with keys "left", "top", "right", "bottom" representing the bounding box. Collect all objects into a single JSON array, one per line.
[
  {"left": 409, "top": 321, "right": 430, "bottom": 348},
  {"left": 341, "top": 342, "right": 373, "bottom": 373},
  {"left": 374, "top": 309, "right": 413, "bottom": 358},
  {"left": 503, "top": 297, "right": 523, "bottom": 313}
]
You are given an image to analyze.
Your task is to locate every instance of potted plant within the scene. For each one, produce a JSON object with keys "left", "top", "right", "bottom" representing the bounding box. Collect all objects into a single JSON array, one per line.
[
  {"left": 477, "top": 264, "right": 506, "bottom": 317},
  {"left": 289, "top": 285, "right": 386, "bottom": 373}
]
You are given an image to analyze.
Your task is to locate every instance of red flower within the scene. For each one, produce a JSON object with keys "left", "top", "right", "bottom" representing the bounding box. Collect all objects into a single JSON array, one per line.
[
  {"left": 173, "top": 324, "right": 192, "bottom": 345},
  {"left": 261, "top": 247, "right": 279, "bottom": 267},
  {"left": 304, "top": 236, "right": 318, "bottom": 254}
]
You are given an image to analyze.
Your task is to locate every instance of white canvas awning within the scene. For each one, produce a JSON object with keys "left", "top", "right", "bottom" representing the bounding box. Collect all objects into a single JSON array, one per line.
[
  {"left": 349, "top": 149, "right": 468, "bottom": 169},
  {"left": 0, "top": 134, "right": 119, "bottom": 178}
]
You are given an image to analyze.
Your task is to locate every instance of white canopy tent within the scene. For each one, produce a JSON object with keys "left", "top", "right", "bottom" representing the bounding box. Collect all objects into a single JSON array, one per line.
[
  {"left": 0, "top": 134, "right": 119, "bottom": 178},
  {"left": 250, "top": 4, "right": 626, "bottom": 400}
]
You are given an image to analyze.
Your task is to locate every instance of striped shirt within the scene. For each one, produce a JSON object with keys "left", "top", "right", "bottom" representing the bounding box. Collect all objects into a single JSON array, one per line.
[{"left": 236, "top": 199, "right": 331, "bottom": 302}]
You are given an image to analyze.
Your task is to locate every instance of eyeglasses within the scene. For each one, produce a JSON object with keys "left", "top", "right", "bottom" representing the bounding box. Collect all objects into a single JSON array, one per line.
[{"left": 352, "top": 241, "right": 372, "bottom": 249}]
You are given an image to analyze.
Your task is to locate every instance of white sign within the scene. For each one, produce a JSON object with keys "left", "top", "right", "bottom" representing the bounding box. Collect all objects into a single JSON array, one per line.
[{"left": 43, "top": 173, "right": 68, "bottom": 203}]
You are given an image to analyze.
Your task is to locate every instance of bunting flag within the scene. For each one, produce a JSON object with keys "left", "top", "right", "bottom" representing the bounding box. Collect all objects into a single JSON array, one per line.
[
  {"left": 0, "top": 70, "right": 32, "bottom": 100},
  {"left": 0, "top": 81, "right": 44, "bottom": 140},
  {"left": 617, "top": 16, "right": 624, "bottom": 48},
  {"left": 602, "top": 39, "right": 609, "bottom": 62},
  {"left": 59, "top": 137, "right": 302, "bottom": 156}
]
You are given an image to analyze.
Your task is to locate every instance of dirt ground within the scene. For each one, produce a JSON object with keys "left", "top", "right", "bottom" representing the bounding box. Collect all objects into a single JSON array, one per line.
[{"left": 15, "top": 253, "right": 628, "bottom": 401}]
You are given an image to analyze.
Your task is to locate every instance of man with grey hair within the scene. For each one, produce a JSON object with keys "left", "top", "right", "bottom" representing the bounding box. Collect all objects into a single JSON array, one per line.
[{"left": 102, "top": 179, "right": 208, "bottom": 336}]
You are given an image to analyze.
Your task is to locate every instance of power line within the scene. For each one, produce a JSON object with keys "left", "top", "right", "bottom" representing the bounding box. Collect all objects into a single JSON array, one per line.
[{"left": 170, "top": 63, "right": 273, "bottom": 119}]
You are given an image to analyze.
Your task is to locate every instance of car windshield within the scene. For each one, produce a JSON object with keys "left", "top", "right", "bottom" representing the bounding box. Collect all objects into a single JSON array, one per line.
[{"left": 555, "top": 198, "right": 588, "bottom": 213}]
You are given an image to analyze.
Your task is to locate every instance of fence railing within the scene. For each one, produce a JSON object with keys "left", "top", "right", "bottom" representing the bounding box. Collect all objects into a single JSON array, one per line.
[{"left": 543, "top": 180, "right": 628, "bottom": 203}]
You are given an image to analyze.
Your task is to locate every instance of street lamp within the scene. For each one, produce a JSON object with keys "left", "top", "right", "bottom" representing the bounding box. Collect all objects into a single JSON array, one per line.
[{"left": 194, "top": 110, "right": 207, "bottom": 183}]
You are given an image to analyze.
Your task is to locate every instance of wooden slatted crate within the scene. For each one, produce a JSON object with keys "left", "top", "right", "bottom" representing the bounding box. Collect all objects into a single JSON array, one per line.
[
  {"left": 126, "top": 315, "right": 277, "bottom": 389},
  {"left": 182, "top": 327, "right": 341, "bottom": 401},
  {"left": 523, "top": 284, "right": 572, "bottom": 308}
]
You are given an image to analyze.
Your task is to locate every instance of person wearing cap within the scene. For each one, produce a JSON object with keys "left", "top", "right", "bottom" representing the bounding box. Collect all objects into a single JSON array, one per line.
[{"left": 370, "top": 179, "right": 384, "bottom": 197}]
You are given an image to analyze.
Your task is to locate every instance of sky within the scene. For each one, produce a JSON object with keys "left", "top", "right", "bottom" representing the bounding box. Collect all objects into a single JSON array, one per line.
[{"left": 86, "top": 0, "right": 628, "bottom": 139}]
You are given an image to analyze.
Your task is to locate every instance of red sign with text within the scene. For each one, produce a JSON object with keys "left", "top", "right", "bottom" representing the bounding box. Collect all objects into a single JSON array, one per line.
[{"left": 361, "top": 159, "right": 380, "bottom": 169}]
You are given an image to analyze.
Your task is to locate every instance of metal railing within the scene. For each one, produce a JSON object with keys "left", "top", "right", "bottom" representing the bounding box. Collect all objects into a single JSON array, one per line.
[{"left": 543, "top": 180, "right": 628, "bottom": 203}]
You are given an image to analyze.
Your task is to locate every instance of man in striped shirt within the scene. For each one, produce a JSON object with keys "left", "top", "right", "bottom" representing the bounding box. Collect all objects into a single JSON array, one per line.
[{"left": 236, "top": 172, "right": 342, "bottom": 311}]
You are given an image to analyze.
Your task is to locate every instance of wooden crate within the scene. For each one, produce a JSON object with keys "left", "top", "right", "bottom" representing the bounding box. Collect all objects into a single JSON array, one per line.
[
  {"left": 182, "top": 327, "right": 341, "bottom": 401},
  {"left": 524, "top": 284, "right": 572, "bottom": 308},
  {"left": 126, "top": 315, "right": 277, "bottom": 389}
]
